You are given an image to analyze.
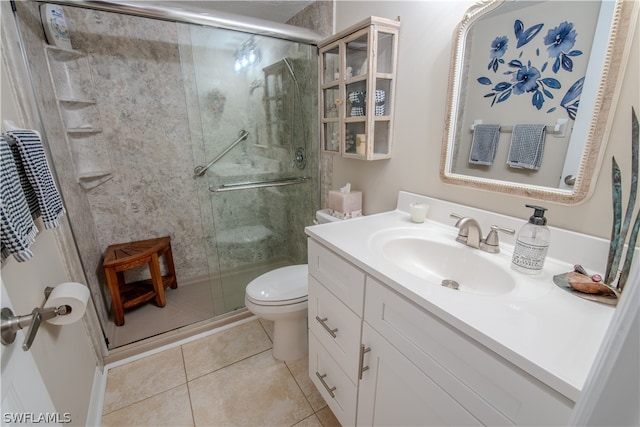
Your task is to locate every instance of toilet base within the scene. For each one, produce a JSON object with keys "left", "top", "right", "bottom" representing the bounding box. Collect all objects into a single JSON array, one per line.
[{"left": 271, "top": 316, "right": 308, "bottom": 361}]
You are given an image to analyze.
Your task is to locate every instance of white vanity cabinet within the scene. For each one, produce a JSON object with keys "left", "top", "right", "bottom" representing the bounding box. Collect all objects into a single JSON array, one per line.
[
  {"left": 307, "top": 238, "right": 574, "bottom": 426},
  {"left": 308, "top": 239, "right": 365, "bottom": 425}
]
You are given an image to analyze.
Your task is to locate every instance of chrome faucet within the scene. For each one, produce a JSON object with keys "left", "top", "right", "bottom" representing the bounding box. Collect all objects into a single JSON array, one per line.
[
  {"left": 450, "top": 213, "right": 514, "bottom": 253},
  {"left": 451, "top": 214, "right": 483, "bottom": 248}
]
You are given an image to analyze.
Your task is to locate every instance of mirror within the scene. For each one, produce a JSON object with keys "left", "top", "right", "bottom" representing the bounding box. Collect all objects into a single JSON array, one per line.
[{"left": 440, "top": 0, "right": 637, "bottom": 204}]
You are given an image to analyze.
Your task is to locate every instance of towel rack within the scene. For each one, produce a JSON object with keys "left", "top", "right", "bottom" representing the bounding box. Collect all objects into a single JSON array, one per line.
[
  {"left": 470, "top": 119, "right": 568, "bottom": 138},
  {"left": 193, "top": 129, "right": 249, "bottom": 178},
  {"left": 210, "top": 176, "right": 309, "bottom": 192}
]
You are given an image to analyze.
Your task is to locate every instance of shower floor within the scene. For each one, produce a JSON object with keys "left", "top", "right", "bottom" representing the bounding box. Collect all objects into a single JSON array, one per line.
[{"left": 105, "top": 257, "right": 295, "bottom": 349}]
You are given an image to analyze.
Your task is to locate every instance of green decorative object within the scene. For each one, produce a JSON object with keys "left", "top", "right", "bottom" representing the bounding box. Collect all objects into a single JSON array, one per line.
[{"left": 605, "top": 107, "right": 639, "bottom": 291}]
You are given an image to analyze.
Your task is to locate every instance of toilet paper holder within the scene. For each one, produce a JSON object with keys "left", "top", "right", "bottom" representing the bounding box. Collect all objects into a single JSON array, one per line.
[{"left": 1, "top": 286, "right": 71, "bottom": 351}]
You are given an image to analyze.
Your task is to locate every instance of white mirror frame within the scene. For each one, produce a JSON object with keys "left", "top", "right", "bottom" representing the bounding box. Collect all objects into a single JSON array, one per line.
[{"left": 440, "top": 0, "right": 638, "bottom": 204}]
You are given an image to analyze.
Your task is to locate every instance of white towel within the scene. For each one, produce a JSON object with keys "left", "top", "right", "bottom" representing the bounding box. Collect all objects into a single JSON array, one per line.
[
  {"left": 507, "top": 124, "right": 547, "bottom": 170},
  {"left": 0, "top": 137, "right": 38, "bottom": 262},
  {"left": 5, "top": 130, "right": 66, "bottom": 228},
  {"left": 469, "top": 124, "right": 501, "bottom": 165}
]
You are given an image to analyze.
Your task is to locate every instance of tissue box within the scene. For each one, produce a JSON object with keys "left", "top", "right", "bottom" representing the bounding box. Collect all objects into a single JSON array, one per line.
[{"left": 328, "top": 190, "right": 362, "bottom": 219}]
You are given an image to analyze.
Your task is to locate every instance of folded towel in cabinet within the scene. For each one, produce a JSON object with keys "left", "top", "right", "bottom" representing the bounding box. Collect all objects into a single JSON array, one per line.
[
  {"left": 375, "top": 89, "right": 386, "bottom": 116},
  {"left": 468, "top": 124, "right": 501, "bottom": 165},
  {"left": 5, "top": 130, "right": 66, "bottom": 228},
  {"left": 507, "top": 124, "right": 547, "bottom": 170},
  {"left": 348, "top": 91, "right": 366, "bottom": 116},
  {"left": 0, "top": 137, "right": 38, "bottom": 262}
]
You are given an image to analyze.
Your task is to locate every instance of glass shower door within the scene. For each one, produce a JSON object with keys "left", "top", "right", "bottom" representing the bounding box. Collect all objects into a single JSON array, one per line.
[{"left": 186, "top": 25, "right": 319, "bottom": 314}]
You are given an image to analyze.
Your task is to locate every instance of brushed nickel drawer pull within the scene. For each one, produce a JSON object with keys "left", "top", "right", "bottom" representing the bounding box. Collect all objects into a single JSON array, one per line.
[
  {"left": 358, "top": 344, "right": 371, "bottom": 379},
  {"left": 316, "top": 316, "right": 338, "bottom": 338},
  {"left": 316, "top": 372, "right": 337, "bottom": 398}
]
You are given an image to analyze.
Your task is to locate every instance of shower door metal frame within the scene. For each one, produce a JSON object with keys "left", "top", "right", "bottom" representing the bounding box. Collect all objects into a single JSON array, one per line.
[{"left": 31, "top": 0, "right": 323, "bottom": 44}]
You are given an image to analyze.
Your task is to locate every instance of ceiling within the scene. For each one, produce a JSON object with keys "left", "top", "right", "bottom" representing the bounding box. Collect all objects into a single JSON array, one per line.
[{"left": 154, "top": 1, "right": 316, "bottom": 23}]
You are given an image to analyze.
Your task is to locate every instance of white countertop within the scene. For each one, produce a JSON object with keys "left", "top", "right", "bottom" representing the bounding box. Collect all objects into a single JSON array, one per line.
[{"left": 305, "top": 192, "right": 616, "bottom": 402}]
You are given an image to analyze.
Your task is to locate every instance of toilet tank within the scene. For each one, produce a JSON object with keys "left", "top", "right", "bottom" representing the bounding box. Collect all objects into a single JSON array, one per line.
[{"left": 315, "top": 209, "right": 346, "bottom": 224}]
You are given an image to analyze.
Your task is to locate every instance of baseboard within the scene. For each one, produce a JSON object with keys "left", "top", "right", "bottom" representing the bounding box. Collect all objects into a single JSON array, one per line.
[{"left": 85, "top": 366, "right": 107, "bottom": 426}]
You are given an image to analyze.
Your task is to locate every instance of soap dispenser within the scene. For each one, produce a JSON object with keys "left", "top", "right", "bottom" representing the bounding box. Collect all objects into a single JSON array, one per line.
[{"left": 511, "top": 205, "right": 550, "bottom": 275}]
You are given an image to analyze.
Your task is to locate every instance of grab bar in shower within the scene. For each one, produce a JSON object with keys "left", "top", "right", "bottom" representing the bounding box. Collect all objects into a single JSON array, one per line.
[
  {"left": 194, "top": 130, "right": 249, "bottom": 178},
  {"left": 210, "top": 176, "right": 309, "bottom": 192}
]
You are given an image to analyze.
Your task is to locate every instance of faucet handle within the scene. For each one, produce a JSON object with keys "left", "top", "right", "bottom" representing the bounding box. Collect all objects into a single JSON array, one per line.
[
  {"left": 481, "top": 225, "right": 515, "bottom": 253},
  {"left": 449, "top": 213, "right": 468, "bottom": 244}
]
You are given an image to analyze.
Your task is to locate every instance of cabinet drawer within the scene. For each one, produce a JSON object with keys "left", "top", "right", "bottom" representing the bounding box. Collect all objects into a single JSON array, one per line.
[
  {"left": 364, "top": 278, "right": 572, "bottom": 426},
  {"left": 308, "top": 239, "right": 365, "bottom": 315},
  {"left": 309, "top": 276, "right": 362, "bottom": 384},
  {"left": 309, "top": 331, "right": 358, "bottom": 427}
]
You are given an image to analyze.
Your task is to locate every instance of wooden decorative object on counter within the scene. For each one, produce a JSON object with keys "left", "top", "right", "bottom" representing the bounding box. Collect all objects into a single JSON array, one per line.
[{"left": 553, "top": 272, "right": 619, "bottom": 306}]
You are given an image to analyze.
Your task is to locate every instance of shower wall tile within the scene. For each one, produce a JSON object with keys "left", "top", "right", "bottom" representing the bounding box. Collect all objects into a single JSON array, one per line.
[
  {"left": 287, "top": 1, "right": 335, "bottom": 37},
  {"left": 289, "top": 0, "right": 334, "bottom": 209}
]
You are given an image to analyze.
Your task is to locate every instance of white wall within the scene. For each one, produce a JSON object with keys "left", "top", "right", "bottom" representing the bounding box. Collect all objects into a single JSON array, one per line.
[
  {"left": 333, "top": 0, "right": 640, "bottom": 240},
  {"left": 1, "top": 11, "right": 98, "bottom": 425}
]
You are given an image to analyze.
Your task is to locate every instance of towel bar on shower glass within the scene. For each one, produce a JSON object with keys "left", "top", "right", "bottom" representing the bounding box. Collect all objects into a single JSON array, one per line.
[{"left": 210, "top": 176, "right": 309, "bottom": 192}]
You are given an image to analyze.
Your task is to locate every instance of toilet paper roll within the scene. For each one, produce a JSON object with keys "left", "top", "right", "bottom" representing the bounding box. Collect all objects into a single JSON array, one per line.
[{"left": 43, "top": 282, "right": 90, "bottom": 325}]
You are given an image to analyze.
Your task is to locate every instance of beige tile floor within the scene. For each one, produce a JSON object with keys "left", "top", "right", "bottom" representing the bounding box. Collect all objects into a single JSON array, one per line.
[{"left": 101, "top": 319, "right": 341, "bottom": 427}]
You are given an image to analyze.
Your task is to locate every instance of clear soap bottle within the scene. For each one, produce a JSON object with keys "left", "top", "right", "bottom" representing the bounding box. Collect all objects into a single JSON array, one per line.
[{"left": 511, "top": 205, "right": 550, "bottom": 275}]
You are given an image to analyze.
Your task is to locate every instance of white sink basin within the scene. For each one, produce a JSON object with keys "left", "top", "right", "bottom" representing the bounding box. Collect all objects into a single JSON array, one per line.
[{"left": 370, "top": 228, "right": 516, "bottom": 296}]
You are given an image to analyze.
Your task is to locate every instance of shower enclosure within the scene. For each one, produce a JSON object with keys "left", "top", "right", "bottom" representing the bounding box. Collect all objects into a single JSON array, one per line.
[{"left": 9, "top": 1, "right": 321, "bottom": 349}]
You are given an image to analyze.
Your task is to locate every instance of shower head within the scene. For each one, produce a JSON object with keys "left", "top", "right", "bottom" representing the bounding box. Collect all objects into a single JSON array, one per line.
[{"left": 281, "top": 57, "right": 306, "bottom": 170}]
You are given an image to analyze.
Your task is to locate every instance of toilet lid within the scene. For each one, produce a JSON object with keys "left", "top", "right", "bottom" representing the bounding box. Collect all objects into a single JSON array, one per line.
[{"left": 246, "top": 264, "right": 308, "bottom": 304}]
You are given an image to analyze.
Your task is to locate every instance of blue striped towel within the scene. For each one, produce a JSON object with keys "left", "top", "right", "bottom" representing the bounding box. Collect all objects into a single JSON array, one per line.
[
  {"left": 507, "top": 124, "right": 547, "bottom": 170},
  {"left": 5, "top": 130, "right": 65, "bottom": 229},
  {"left": 1, "top": 137, "right": 38, "bottom": 262}
]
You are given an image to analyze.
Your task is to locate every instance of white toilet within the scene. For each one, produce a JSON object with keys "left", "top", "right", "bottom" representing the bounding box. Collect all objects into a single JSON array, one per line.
[{"left": 244, "top": 209, "right": 341, "bottom": 361}]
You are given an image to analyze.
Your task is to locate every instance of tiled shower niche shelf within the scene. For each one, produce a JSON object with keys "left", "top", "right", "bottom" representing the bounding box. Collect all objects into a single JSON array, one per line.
[
  {"left": 44, "top": 44, "right": 113, "bottom": 190},
  {"left": 58, "top": 99, "right": 103, "bottom": 133},
  {"left": 45, "top": 46, "right": 94, "bottom": 101},
  {"left": 67, "top": 132, "right": 113, "bottom": 189}
]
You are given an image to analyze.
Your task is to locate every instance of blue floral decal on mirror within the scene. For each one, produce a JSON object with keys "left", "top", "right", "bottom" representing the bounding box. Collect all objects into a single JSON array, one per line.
[
  {"left": 488, "top": 36, "right": 508, "bottom": 72},
  {"left": 477, "top": 18, "right": 584, "bottom": 119},
  {"left": 545, "top": 22, "right": 583, "bottom": 73}
]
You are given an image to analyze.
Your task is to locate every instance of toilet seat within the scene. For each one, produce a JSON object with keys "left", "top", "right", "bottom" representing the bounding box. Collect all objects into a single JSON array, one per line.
[{"left": 245, "top": 264, "right": 308, "bottom": 306}]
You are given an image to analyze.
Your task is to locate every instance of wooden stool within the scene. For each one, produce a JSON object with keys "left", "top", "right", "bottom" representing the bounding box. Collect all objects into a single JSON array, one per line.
[{"left": 103, "top": 236, "right": 177, "bottom": 326}]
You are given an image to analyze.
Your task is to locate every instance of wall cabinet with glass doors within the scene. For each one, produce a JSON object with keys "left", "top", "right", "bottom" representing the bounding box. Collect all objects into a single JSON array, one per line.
[{"left": 319, "top": 17, "right": 400, "bottom": 160}]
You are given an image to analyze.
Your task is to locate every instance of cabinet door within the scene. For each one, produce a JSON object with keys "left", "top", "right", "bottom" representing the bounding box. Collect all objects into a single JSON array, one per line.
[
  {"left": 365, "top": 278, "right": 571, "bottom": 425},
  {"left": 357, "top": 323, "right": 482, "bottom": 427}
]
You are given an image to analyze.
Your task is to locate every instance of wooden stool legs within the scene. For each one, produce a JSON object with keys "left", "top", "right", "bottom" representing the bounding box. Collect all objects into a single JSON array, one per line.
[
  {"left": 104, "top": 267, "right": 125, "bottom": 326},
  {"left": 149, "top": 252, "right": 166, "bottom": 308}
]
